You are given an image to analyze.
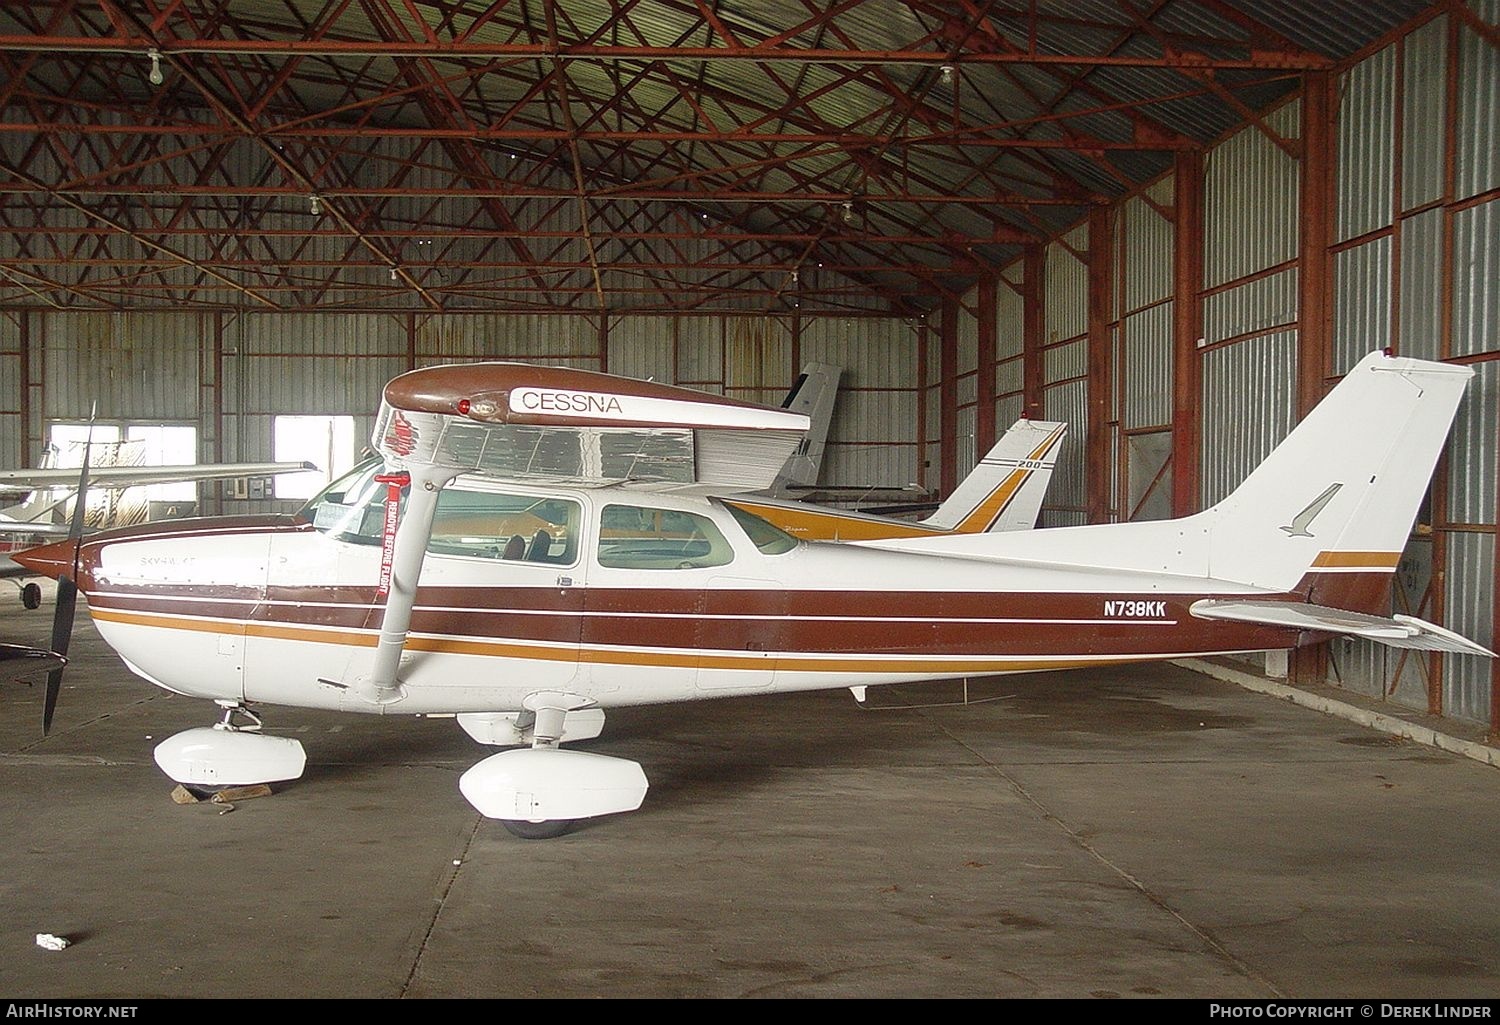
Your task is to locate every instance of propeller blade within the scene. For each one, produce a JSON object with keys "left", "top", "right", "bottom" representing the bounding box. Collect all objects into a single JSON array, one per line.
[
  {"left": 43, "top": 575, "right": 77, "bottom": 734},
  {"left": 0, "top": 644, "right": 65, "bottom": 665},
  {"left": 43, "top": 408, "right": 92, "bottom": 736}
]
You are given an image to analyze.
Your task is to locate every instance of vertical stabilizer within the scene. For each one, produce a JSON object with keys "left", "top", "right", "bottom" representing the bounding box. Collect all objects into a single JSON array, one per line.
[
  {"left": 925, "top": 419, "right": 1068, "bottom": 532},
  {"left": 771, "top": 363, "right": 842, "bottom": 493},
  {"left": 1202, "top": 351, "right": 1472, "bottom": 608}
]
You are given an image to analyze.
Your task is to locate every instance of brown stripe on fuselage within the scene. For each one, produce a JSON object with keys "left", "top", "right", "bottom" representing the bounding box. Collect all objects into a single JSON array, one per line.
[
  {"left": 88, "top": 606, "right": 1217, "bottom": 675},
  {"left": 87, "top": 582, "right": 1301, "bottom": 659}
]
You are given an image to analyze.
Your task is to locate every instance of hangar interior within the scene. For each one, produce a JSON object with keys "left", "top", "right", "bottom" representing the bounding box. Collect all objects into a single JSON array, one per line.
[{"left": 0, "top": 0, "right": 1496, "bottom": 735}]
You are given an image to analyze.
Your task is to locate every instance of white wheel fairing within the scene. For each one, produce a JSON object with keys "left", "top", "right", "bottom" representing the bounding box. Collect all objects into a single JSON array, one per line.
[
  {"left": 153, "top": 727, "right": 307, "bottom": 787},
  {"left": 458, "top": 748, "right": 647, "bottom": 822}
]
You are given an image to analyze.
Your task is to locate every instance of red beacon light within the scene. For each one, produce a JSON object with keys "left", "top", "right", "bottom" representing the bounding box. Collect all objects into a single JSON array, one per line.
[{"left": 457, "top": 398, "right": 471, "bottom": 415}]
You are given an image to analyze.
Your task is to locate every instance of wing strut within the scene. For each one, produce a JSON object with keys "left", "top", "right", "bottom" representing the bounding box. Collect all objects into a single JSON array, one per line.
[{"left": 352, "top": 464, "right": 460, "bottom": 705}]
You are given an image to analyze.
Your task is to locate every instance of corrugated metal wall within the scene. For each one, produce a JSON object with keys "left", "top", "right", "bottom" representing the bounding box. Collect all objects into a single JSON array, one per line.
[
  {"left": 1332, "top": 236, "right": 1393, "bottom": 373},
  {"left": 955, "top": 289, "right": 980, "bottom": 477},
  {"left": 1321, "top": 9, "right": 1500, "bottom": 726},
  {"left": 39, "top": 311, "right": 205, "bottom": 421},
  {"left": 1199, "top": 332, "right": 1299, "bottom": 508},
  {"left": 1455, "top": 0, "right": 1499, "bottom": 202},
  {"left": 1399, "top": 207, "right": 1445, "bottom": 360},
  {"left": 13, "top": 311, "right": 923, "bottom": 516},
  {"left": 0, "top": 313, "right": 21, "bottom": 469},
  {"left": 1203, "top": 100, "right": 1301, "bottom": 288},
  {"left": 801, "top": 316, "right": 920, "bottom": 489},
  {"left": 1042, "top": 224, "right": 1089, "bottom": 525},
  {"left": 995, "top": 266, "right": 1025, "bottom": 435},
  {"left": 1401, "top": 17, "right": 1447, "bottom": 210},
  {"left": 1336, "top": 45, "right": 1396, "bottom": 243},
  {"left": 1117, "top": 177, "right": 1175, "bottom": 521}
]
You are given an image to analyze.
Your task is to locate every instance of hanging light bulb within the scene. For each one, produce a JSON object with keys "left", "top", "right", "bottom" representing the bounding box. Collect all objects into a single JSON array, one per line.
[
  {"left": 940, "top": 64, "right": 955, "bottom": 86},
  {"left": 147, "top": 49, "right": 164, "bottom": 87},
  {"left": 841, "top": 200, "right": 854, "bottom": 225},
  {"left": 308, "top": 194, "right": 321, "bottom": 216},
  {"left": 389, "top": 266, "right": 398, "bottom": 281}
]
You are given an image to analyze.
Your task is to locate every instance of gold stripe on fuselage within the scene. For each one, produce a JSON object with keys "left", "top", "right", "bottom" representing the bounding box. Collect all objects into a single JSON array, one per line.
[
  {"left": 1310, "top": 551, "right": 1402, "bottom": 569},
  {"left": 90, "top": 606, "right": 1156, "bottom": 676}
]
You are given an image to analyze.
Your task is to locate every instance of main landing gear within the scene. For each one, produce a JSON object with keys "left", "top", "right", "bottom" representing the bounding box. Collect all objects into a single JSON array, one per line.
[
  {"left": 10, "top": 580, "right": 41, "bottom": 610},
  {"left": 152, "top": 701, "right": 307, "bottom": 794},
  {"left": 457, "top": 693, "right": 648, "bottom": 840}
]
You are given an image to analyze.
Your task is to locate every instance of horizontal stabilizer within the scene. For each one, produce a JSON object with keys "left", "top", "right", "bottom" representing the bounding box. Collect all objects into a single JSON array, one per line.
[{"left": 1190, "top": 600, "right": 1496, "bottom": 658}]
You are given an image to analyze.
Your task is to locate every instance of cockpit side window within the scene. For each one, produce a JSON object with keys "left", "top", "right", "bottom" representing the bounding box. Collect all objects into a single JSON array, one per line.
[
  {"left": 597, "top": 504, "right": 734, "bottom": 570},
  {"left": 302, "top": 462, "right": 579, "bottom": 564},
  {"left": 428, "top": 490, "right": 580, "bottom": 565}
]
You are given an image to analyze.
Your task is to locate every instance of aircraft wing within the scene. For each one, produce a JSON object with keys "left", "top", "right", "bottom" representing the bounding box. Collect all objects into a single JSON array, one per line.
[
  {"left": 0, "top": 522, "right": 70, "bottom": 538},
  {"left": 0, "top": 461, "right": 316, "bottom": 490},
  {"left": 1190, "top": 599, "right": 1497, "bottom": 657},
  {"left": 377, "top": 363, "right": 808, "bottom": 492},
  {"left": 0, "top": 555, "right": 37, "bottom": 578}
]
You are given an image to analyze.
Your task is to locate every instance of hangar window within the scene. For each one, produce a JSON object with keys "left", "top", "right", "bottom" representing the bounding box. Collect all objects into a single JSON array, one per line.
[
  {"left": 47, "top": 421, "right": 199, "bottom": 518},
  {"left": 274, "top": 415, "right": 358, "bottom": 499},
  {"left": 597, "top": 504, "right": 734, "bottom": 570}
]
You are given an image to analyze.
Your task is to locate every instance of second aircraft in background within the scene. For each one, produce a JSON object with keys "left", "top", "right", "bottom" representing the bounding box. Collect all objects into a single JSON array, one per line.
[{"left": 726, "top": 417, "right": 1067, "bottom": 541}]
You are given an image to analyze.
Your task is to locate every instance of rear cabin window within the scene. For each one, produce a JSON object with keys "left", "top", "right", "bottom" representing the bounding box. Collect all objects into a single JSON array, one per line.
[
  {"left": 597, "top": 504, "right": 734, "bottom": 570},
  {"left": 723, "top": 502, "right": 799, "bottom": 555}
]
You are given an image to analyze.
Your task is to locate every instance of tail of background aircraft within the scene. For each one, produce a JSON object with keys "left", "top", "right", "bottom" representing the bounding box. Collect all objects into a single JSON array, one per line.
[
  {"left": 769, "top": 363, "right": 842, "bottom": 495},
  {"left": 925, "top": 419, "right": 1067, "bottom": 533}
]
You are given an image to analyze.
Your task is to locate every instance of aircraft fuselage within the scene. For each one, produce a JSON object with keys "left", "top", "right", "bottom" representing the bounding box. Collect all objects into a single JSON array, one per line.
[{"left": 32, "top": 478, "right": 1314, "bottom": 716}]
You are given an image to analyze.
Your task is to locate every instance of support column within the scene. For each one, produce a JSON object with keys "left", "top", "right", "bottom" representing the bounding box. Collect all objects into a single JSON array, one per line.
[
  {"left": 939, "top": 294, "right": 959, "bottom": 496},
  {"left": 1293, "top": 72, "right": 1336, "bottom": 686},
  {"left": 1022, "top": 244, "right": 1045, "bottom": 420},
  {"left": 1297, "top": 71, "right": 1334, "bottom": 418},
  {"left": 1171, "top": 149, "right": 1204, "bottom": 518},
  {"left": 18, "top": 311, "right": 30, "bottom": 467},
  {"left": 209, "top": 311, "right": 224, "bottom": 515},
  {"left": 1087, "top": 207, "right": 1114, "bottom": 524},
  {"left": 976, "top": 275, "right": 997, "bottom": 454},
  {"left": 915, "top": 319, "right": 929, "bottom": 493}
]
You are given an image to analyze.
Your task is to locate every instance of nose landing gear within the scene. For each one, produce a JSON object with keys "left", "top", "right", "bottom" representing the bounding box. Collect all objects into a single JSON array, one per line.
[{"left": 153, "top": 701, "right": 307, "bottom": 795}]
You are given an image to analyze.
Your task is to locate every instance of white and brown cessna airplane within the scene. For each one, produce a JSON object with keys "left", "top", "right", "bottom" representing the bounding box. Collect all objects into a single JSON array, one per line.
[{"left": 14, "top": 350, "right": 1493, "bottom": 838}]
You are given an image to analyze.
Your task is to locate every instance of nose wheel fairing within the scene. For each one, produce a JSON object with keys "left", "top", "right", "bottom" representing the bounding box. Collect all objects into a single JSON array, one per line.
[{"left": 152, "top": 703, "right": 306, "bottom": 789}]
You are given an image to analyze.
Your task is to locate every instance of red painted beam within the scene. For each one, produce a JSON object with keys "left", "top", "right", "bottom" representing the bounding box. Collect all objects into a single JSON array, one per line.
[
  {"left": 940, "top": 295, "right": 959, "bottom": 496},
  {"left": 976, "top": 274, "right": 997, "bottom": 454},
  {"left": 1171, "top": 148, "right": 1203, "bottom": 519}
]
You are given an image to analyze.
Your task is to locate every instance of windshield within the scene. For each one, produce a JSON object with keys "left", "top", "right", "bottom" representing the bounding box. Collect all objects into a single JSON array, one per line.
[{"left": 299, "top": 457, "right": 388, "bottom": 543}]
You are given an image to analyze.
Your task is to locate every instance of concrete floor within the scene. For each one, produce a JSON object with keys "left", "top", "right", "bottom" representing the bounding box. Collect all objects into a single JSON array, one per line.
[{"left": 1, "top": 580, "right": 1498, "bottom": 999}]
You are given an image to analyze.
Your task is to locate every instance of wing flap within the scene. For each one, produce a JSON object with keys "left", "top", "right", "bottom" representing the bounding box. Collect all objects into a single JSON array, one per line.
[{"left": 1190, "top": 599, "right": 1496, "bottom": 657}]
